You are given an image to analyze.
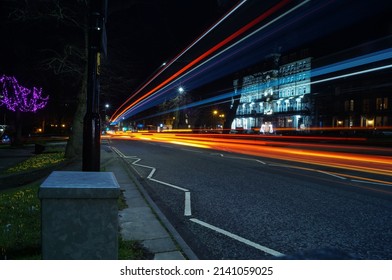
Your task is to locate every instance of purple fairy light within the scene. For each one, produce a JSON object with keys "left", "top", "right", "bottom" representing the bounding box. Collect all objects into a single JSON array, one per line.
[{"left": 0, "top": 75, "right": 49, "bottom": 112}]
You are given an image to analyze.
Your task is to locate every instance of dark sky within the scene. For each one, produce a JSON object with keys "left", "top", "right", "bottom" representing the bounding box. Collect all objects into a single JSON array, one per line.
[
  {"left": 0, "top": 0, "right": 238, "bottom": 122},
  {"left": 1, "top": 0, "right": 391, "bottom": 127},
  {"left": 101, "top": 0, "right": 239, "bottom": 108}
]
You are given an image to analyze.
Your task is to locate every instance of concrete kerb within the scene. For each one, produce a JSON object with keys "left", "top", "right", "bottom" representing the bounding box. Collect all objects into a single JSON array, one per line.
[
  {"left": 0, "top": 144, "right": 196, "bottom": 259},
  {"left": 102, "top": 145, "right": 198, "bottom": 260}
]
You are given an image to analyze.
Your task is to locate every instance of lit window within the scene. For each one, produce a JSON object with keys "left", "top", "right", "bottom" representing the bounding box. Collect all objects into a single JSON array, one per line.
[
  {"left": 376, "top": 97, "right": 388, "bottom": 110},
  {"left": 350, "top": 100, "right": 354, "bottom": 111},
  {"left": 345, "top": 100, "right": 354, "bottom": 111}
]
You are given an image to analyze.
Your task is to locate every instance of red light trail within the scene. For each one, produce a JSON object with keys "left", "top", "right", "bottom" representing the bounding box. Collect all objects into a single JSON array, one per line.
[
  {"left": 106, "top": 132, "right": 392, "bottom": 180},
  {"left": 110, "top": 0, "right": 293, "bottom": 123}
]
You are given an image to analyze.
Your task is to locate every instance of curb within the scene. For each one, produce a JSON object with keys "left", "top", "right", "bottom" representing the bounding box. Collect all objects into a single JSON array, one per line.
[
  {"left": 114, "top": 149, "right": 198, "bottom": 260},
  {"left": 0, "top": 160, "right": 72, "bottom": 191}
]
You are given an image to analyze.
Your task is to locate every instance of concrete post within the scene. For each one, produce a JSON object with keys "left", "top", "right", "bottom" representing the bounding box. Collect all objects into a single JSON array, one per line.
[{"left": 39, "top": 171, "right": 120, "bottom": 260}]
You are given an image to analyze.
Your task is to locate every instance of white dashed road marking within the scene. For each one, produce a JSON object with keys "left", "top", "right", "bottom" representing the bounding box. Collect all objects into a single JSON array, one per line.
[{"left": 190, "top": 218, "right": 285, "bottom": 257}]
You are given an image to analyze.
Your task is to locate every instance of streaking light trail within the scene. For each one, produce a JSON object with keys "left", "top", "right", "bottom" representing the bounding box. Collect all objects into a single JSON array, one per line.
[
  {"left": 106, "top": 132, "right": 392, "bottom": 182},
  {"left": 110, "top": 0, "right": 294, "bottom": 123},
  {"left": 119, "top": 0, "right": 315, "bottom": 121},
  {"left": 110, "top": 0, "right": 391, "bottom": 125},
  {"left": 112, "top": 0, "right": 249, "bottom": 118},
  {"left": 127, "top": 47, "right": 392, "bottom": 122}
]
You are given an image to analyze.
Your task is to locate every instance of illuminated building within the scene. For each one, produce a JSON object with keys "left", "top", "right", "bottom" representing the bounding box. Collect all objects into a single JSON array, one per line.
[{"left": 231, "top": 52, "right": 312, "bottom": 133}]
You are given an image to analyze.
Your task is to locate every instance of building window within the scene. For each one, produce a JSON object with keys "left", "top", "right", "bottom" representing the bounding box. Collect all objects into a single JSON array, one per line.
[
  {"left": 375, "top": 116, "right": 388, "bottom": 127},
  {"left": 363, "top": 99, "right": 370, "bottom": 113},
  {"left": 295, "top": 98, "right": 302, "bottom": 111},
  {"left": 376, "top": 97, "right": 388, "bottom": 110},
  {"left": 350, "top": 100, "right": 354, "bottom": 111},
  {"left": 345, "top": 99, "right": 354, "bottom": 111}
]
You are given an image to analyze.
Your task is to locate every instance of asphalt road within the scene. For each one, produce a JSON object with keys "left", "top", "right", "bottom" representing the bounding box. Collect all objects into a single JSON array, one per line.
[{"left": 109, "top": 138, "right": 392, "bottom": 260}]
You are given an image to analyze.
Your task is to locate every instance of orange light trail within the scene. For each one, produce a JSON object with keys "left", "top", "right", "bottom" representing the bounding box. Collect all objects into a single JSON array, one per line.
[
  {"left": 109, "top": 132, "right": 392, "bottom": 179},
  {"left": 111, "top": 0, "right": 293, "bottom": 123},
  {"left": 110, "top": 0, "right": 248, "bottom": 120}
]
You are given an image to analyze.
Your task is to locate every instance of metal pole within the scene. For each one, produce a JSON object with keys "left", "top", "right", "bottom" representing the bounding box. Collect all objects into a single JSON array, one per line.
[{"left": 82, "top": 2, "right": 102, "bottom": 171}]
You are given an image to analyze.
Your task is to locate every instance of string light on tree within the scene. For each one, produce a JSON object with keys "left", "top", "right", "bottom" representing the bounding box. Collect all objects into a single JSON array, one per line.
[{"left": 0, "top": 75, "right": 49, "bottom": 112}]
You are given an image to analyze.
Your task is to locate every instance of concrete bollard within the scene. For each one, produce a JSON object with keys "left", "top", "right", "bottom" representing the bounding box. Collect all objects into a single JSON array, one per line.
[{"left": 39, "top": 171, "right": 120, "bottom": 260}]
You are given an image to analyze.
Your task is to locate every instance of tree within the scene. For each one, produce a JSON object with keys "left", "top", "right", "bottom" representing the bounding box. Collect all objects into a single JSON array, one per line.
[
  {"left": 0, "top": 74, "right": 49, "bottom": 144},
  {"left": 222, "top": 75, "right": 242, "bottom": 133},
  {"left": 0, "top": 75, "right": 48, "bottom": 112},
  {"left": 3, "top": 0, "right": 89, "bottom": 159}
]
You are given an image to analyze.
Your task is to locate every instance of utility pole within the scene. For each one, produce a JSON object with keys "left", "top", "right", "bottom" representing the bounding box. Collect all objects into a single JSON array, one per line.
[{"left": 83, "top": 0, "right": 107, "bottom": 171}]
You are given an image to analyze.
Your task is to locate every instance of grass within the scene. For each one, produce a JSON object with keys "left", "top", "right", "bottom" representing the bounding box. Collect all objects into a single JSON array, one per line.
[
  {"left": 3, "top": 146, "right": 65, "bottom": 175},
  {"left": 0, "top": 183, "right": 41, "bottom": 259},
  {"left": 0, "top": 148, "right": 152, "bottom": 260},
  {"left": 119, "top": 239, "right": 153, "bottom": 260}
]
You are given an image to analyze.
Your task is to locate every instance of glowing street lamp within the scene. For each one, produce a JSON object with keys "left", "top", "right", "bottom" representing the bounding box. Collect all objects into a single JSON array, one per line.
[{"left": 103, "top": 103, "right": 110, "bottom": 122}]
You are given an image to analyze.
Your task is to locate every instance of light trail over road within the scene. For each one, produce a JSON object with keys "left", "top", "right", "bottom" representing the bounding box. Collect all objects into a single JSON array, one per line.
[
  {"left": 107, "top": 137, "right": 392, "bottom": 259},
  {"left": 110, "top": 0, "right": 301, "bottom": 122},
  {"left": 108, "top": 132, "right": 392, "bottom": 182}
]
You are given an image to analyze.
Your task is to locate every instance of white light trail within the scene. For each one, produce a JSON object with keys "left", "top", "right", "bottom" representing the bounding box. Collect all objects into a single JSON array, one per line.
[
  {"left": 115, "top": 0, "right": 311, "bottom": 121},
  {"left": 112, "top": 0, "right": 248, "bottom": 120}
]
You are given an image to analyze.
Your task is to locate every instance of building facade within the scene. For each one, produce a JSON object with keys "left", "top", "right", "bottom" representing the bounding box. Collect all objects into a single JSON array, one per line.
[
  {"left": 231, "top": 49, "right": 391, "bottom": 134},
  {"left": 231, "top": 54, "right": 312, "bottom": 133}
]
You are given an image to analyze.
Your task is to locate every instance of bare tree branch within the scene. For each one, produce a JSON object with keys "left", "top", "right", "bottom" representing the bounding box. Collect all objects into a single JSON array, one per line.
[{"left": 40, "top": 45, "right": 85, "bottom": 75}]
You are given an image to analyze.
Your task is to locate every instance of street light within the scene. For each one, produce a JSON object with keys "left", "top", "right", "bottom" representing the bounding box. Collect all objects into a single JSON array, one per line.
[
  {"left": 212, "top": 110, "right": 218, "bottom": 129},
  {"left": 104, "top": 103, "right": 110, "bottom": 121},
  {"left": 173, "top": 87, "right": 185, "bottom": 129}
]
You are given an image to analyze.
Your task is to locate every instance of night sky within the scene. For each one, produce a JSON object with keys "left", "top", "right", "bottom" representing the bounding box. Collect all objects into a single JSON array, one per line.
[
  {"left": 0, "top": 0, "right": 237, "bottom": 130},
  {"left": 102, "top": 0, "right": 238, "bottom": 108},
  {"left": 1, "top": 0, "right": 391, "bottom": 132}
]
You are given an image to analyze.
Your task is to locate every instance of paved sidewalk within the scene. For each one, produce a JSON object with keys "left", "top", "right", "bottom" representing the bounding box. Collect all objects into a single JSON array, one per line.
[
  {"left": 100, "top": 144, "right": 197, "bottom": 260},
  {"left": 0, "top": 142, "right": 196, "bottom": 259}
]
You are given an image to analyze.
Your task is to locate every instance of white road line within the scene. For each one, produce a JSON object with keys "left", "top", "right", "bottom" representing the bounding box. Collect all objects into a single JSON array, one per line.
[
  {"left": 180, "top": 148, "right": 204, "bottom": 153},
  {"left": 131, "top": 159, "right": 157, "bottom": 179},
  {"left": 351, "top": 179, "right": 392, "bottom": 186},
  {"left": 149, "top": 178, "right": 189, "bottom": 192},
  {"left": 269, "top": 163, "right": 349, "bottom": 180},
  {"left": 132, "top": 160, "right": 190, "bottom": 191},
  {"left": 129, "top": 164, "right": 144, "bottom": 178},
  {"left": 211, "top": 153, "right": 266, "bottom": 165},
  {"left": 268, "top": 163, "right": 288, "bottom": 167},
  {"left": 112, "top": 146, "right": 193, "bottom": 217},
  {"left": 111, "top": 146, "right": 126, "bottom": 157},
  {"left": 190, "top": 218, "right": 285, "bottom": 257},
  {"left": 317, "top": 171, "right": 347, "bottom": 180},
  {"left": 184, "top": 192, "right": 192, "bottom": 216}
]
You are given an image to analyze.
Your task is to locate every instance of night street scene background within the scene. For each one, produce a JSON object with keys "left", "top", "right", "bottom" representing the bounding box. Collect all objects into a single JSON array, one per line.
[{"left": 1, "top": 0, "right": 392, "bottom": 261}]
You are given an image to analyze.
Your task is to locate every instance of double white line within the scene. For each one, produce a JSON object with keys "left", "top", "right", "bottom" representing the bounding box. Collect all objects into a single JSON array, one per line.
[
  {"left": 111, "top": 146, "right": 285, "bottom": 257},
  {"left": 112, "top": 146, "right": 192, "bottom": 217}
]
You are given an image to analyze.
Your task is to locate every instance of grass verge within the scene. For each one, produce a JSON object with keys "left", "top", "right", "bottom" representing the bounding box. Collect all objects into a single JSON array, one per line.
[
  {"left": 0, "top": 150, "right": 152, "bottom": 260},
  {"left": 0, "top": 182, "right": 41, "bottom": 259},
  {"left": 3, "top": 148, "right": 65, "bottom": 175}
]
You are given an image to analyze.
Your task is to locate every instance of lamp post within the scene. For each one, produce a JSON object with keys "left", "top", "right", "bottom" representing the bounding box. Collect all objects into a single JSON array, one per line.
[
  {"left": 102, "top": 103, "right": 109, "bottom": 131},
  {"left": 83, "top": 0, "right": 107, "bottom": 171},
  {"left": 174, "top": 87, "right": 185, "bottom": 128},
  {"left": 104, "top": 103, "right": 109, "bottom": 119},
  {"left": 212, "top": 110, "right": 218, "bottom": 129}
]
